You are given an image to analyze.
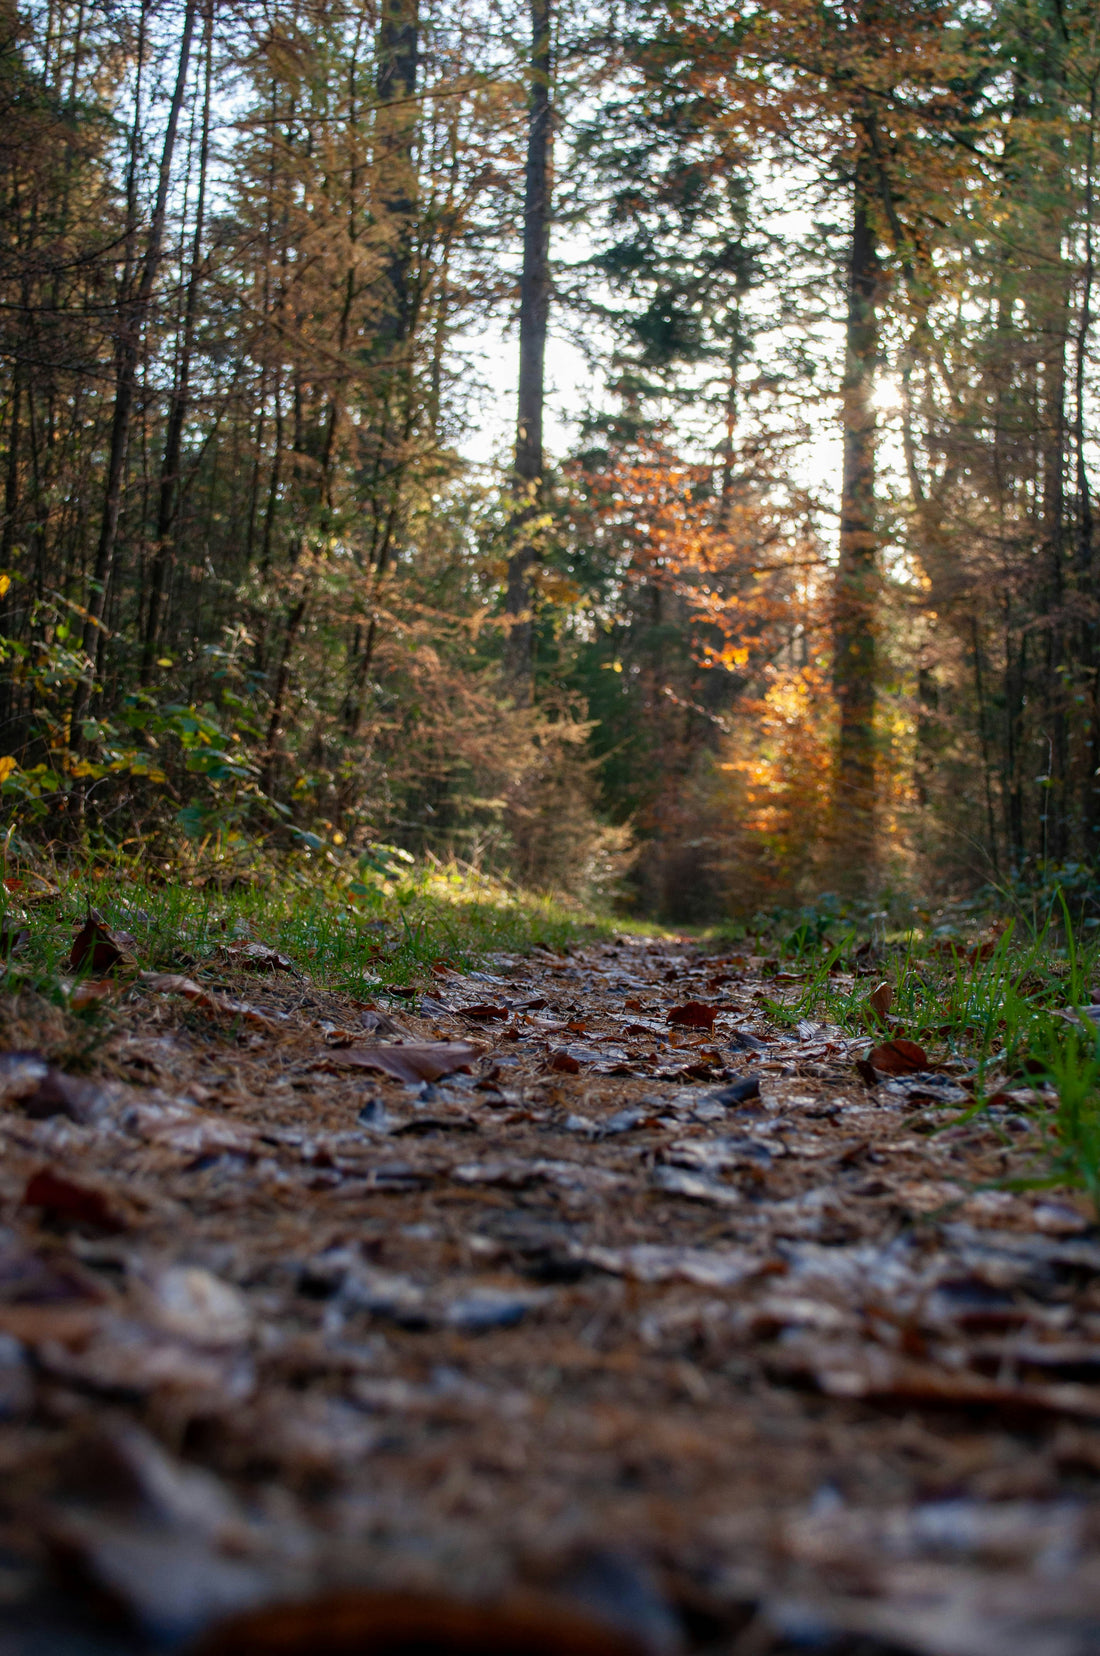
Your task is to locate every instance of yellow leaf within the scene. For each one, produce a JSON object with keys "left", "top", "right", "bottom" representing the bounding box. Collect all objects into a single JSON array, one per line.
[
  {"left": 0, "top": 755, "right": 16, "bottom": 782},
  {"left": 0, "top": 573, "right": 10, "bottom": 598}
]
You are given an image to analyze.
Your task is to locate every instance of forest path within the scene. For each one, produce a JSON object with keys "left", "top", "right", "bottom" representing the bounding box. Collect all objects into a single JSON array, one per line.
[{"left": 2, "top": 934, "right": 1099, "bottom": 1655}]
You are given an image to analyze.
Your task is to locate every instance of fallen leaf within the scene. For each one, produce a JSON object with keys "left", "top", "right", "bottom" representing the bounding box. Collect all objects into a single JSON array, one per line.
[
  {"left": 547, "top": 1051, "right": 582, "bottom": 1074},
  {"left": 867, "top": 981, "right": 893, "bottom": 1018},
  {"left": 600, "top": 1107, "right": 648, "bottom": 1135},
  {"left": 651, "top": 1166, "right": 741, "bottom": 1206},
  {"left": 0, "top": 1230, "right": 104, "bottom": 1305},
  {"left": 728, "top": 1028, "right": 766, "bottom": 1052},
  {"left": 0, "top": 916, "right": 30, "bottom": 955},
  {"left": 357, "top": 1007, "right": 407, "bottom": 1037},
  {"left": 0, "top": 1052, "right": 105, "bottom": 1122},
  {"left": 37, "top": 1318, "right": 252, "bottom": 1405},
  {"left": 444, "top": 1288, "right": 542, "bottom": 1332},
  {"left": 22, "top": 1168, "right": 128, "bottom": 1233},
  {"left": 70, "top": 978, "right": 119, "bottom": 1010},
  {"left": 69, "top": 912, "right": 137, "bottom": 976},
  {"left": 194, "top": 1588, "right": 652, "bottom": 1656},
  {"left": 325, "top": 1042, "right": 483, "bottom": 1084},
  {"left": 709, "top": 1076, "right": 761, "bottom": 1105},
  {"left": 780, "top": 1339, "right": 1100, "bottom": 1423},
  {"left": 869, "top": 1038, "right": 929, "bottom": 1075},
  {"left": 126, "top": 1101, "right": 259, "bottom": 1158},
  {"left": 137, "top": 1266, "right": 253, "bottom": 1346},
  {"left": 578, "top": 1243, "right": 756, "bottom": 1288},
  {"left": 225, "top": 940, "right": 297, "bottom": 974},
  {"left": 667, "top": 1002, "right": 720, "bottom": 1030},
  {"left": 3, "top": 873, "right": 59, "bottom": 902},
  {"left": 140, "top": 973, "right": 277, "bottom": 1028},
  {"left": 460, "top": 1003, "right": 509, "bottom": 1020}
]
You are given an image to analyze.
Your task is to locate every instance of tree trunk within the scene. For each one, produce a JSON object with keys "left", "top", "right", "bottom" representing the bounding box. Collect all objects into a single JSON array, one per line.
[
  {"left": 346, "top": 0, "right": 421, "bottom": 713},
  {"left": 832, "top": 155, "right": 879, "bottom": 882},
  {"left": 72, "top": 0, "right": 197, "bottom": 735},
  {"left": 142, "top": 0, "right": 213, "bottom": 681},
  {"left": 374, "top": 0, "right": 419, "bottom": 359},
  {"left": 504, "top": 0, "right": 552, "bottom": 700},
  {"left": 1077, "top": 76, "right": 1099, "bottom": 849}
]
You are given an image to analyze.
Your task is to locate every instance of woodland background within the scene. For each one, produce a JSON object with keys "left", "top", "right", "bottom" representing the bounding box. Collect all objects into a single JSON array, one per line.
[{"left": 0, "top": 0, "right": 1097, "bottom": 922}]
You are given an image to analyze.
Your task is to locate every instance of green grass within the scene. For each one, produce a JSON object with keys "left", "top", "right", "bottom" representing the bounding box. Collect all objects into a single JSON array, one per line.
[
  {"left": 742, "top": 898, "right": 1100, "bottom": 1216},
  {"left": 6, "top": 847, "right": 1100, "bottom": 1215},
  {"left": 0, "top": 849, "right": 639, "bottom": 1004}
]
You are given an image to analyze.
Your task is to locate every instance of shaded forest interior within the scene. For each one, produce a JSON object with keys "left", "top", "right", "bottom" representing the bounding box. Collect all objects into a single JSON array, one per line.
[{"left": 1, "top": 0, "right": 1099, "bottom": 919}]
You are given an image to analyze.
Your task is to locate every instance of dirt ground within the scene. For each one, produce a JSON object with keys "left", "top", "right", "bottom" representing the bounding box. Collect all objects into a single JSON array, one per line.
[{"left": 2, "top": 934, "right": 1100, "bottom": 1655}]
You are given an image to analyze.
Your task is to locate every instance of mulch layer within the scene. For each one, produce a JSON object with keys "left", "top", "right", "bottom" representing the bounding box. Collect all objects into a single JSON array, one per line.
[{"left": 2, "top": 934, "right": 1099, "bottom": 1656}]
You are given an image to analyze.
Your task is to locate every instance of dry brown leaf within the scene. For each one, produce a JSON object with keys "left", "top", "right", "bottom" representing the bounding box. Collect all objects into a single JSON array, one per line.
[
  {"left": 21, "top": 1168, "right": 128, "bottom": 1233},
  {"left": 325, "top": 1041, "right": 483, "bottom": 1084},
  {"left": 70, "top": 978, "right": 120, "bottom": 1010},
  {"left": 869, "top": 1038, "right": 929, "bottom": 1075},
  {"left": 194, "top": 1588, "right": 651, "bottom": 1656},
  {"left": 866, "top": 981, "right": 893, "bottom": 1018},
  {"left": 0, "top": 1052, "right": 105, "bottom": 1122},
  {"left": 785, "top": 1340, "right": 1100, "bottom": 1422},
  {"left": 0, "top": 1228, "right": 106, "bottom": 1307},
  {"left": 225, "top": 940, "right": 297, "bottom": 974},
  {"left": 69, "top": 912, "right": 137, "bottom": 976},
  {"left": 2, "top": 873, "right": 59, "bottom": 902},
  {"left": 0, "top": 916, "right": 30, "bottom": 955},
  {"left": 666, "top": 1002, "right": 720, "bottom": 1031},
  {"left": 140, "top": 973, "right": 277, "bottom": 1028}
]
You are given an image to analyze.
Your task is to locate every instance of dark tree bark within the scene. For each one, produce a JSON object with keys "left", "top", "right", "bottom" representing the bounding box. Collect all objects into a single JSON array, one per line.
[
  {"left": 72, "top": 0, "right": 197, "bottom": 735},
  {"left": 347, "top": 0, "right": 421, "bottom": 712},
  {"left": 832, "top": 154, "right": 879, "bottom": 880},
  {"left": 504, "top": 0, "right": 552, "bottom": 700},
  {"left": 1075, "top": 74, "right": 1099, "bottom": 848},
  {"left": 142, "top": 0, "right": 214, "bottom": 681},
  {"left": 374, "top": 0, "right": 419, "bottom": 360}
]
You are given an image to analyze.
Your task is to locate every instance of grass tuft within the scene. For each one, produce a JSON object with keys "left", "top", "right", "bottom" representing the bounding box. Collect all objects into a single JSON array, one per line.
[{"left": 0, "top": 852, "right": 651, "bottom": 1007}]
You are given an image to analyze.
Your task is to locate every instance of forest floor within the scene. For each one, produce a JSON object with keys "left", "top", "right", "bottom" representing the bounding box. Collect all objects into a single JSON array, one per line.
[{"left": 2, "top": 916, "right": 1100, "bottom": 1655}]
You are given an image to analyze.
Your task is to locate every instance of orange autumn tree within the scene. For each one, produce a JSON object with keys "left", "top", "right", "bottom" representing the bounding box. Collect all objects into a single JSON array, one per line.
[
  {"left": 603, "top": 0, "right": 986, "bottom": 891},
  {"left": 561, "top": 430, "right": 830, "bottom": 915}
]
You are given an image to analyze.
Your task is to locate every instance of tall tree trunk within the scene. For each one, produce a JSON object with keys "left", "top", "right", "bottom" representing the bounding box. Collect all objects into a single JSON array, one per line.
[
  {"left": 832, "top": 154, "right": 879, "bottom": 881},
  {"left": 347, "top": 0, "right": 421, "bottom": 710},
  {"left": 1077, "top": 74, "right": 1099, "bottom": 850},
  {"left": 142, "top": 0, "right": 213, "bottom": 681},
  {"left": 374, "top": 0, "right": 419, "bottom": 361},
  {"left": 366, "top": 0, "right": 420, "bottom": 562},
  {"left": 0, "top": 364, "right": 21, "bottom": 741},
  {"left": 504, "top": 0, "right": 552, "bottom": 701},
  {"left": 72, "top": 0, "right": 197, "bottom": 736}
]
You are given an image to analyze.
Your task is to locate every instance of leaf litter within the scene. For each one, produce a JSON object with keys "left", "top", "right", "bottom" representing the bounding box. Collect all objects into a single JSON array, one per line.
[{"left": 1, "top": 934, "right": 1100, "bottom": 1652}]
